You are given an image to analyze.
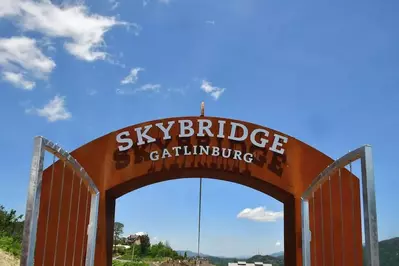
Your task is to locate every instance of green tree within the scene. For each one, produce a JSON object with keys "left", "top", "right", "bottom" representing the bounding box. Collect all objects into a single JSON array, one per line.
[
  {"left": 0, "top": 205, "right": 24, "bottom": 257},
  {"left": 0, "top": 205, "right": 24, "bottom": 242},
  {"left": 139, "top": 234, "right": 151, "bottom": 256},
  {"left": 184, "top": 251, "right": 187, "bottom": 259},
  {"left": 113, "top": 222, "right": 124, "bottom": 252}
]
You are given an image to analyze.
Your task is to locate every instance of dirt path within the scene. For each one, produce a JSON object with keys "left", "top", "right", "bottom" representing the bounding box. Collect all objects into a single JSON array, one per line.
[{"left": 0, "top": 250, "right": 19, "bottom": 266}]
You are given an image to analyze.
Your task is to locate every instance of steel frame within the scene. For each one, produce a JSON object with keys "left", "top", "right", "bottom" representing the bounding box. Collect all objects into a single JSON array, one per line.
[
  {"left": 301, "top": 145, "right": 380, "bottom": 266},
  {"left": 20, "top": 136, "right": 100, "bottom": 266}
]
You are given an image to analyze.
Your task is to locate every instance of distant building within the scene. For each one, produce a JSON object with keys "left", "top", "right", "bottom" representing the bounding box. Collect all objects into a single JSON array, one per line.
[
  {"left": 115, "top": 244, "right": 131, "bottom": 249},
  {"left": 228, "top": 262, "right": 272, "bottom": 266},
  {"left": 126, "top": 234, "right": 142, "bottom": 245}
]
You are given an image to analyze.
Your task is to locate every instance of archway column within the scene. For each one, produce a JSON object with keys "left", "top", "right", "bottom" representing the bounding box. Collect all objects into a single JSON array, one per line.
[
  {"left": 283, "top": 195, "right": 301, "bottom": 266},
  {"left": 93, "top": 193, "right": 116, "bottom": 266}
]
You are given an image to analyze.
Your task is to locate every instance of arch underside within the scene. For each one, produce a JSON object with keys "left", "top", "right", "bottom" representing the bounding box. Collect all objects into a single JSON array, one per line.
[
  {"left": 105, "top": 171, "right": 297, "bottom": 266},
  {"left": 107, "top": 169, "right": 293, "bottom": 202}
]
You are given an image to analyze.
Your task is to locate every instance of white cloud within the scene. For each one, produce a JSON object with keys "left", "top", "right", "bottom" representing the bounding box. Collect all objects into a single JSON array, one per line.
[
  {"left": 2, "top": 71, "right": 35, "bottom": 90},
  {"left": 142, "top": 0, "right": 170, "bottom": 7},
  {"left": 0, "top": 0, "right": 20, "bottom": 17},
  {"left": 135, "top": 232, "right": 147, "bottom": 236},
  {"left": 121, "top": 67, "right": 144, "bottom": 85},
  {"left": 109, "top": 0, "right": 120, "bottom": 10},
  {"left": 116, "top": 83, "right": 161, "bottom": 95},
  {"left": 0, "top": 36, "right": 56, "bottom": 77},
  {"left": 0, "top": 0, "right": 136, "bottom": 61},
  {"left": 237, "top": 206, "right": 284, "bottom": 222},
  {"left": 205, "top": 20, "right": 215, "bottom": 25},
  {"left": 28, "top": 95, "right": 72, "bottom": 122},
  {"left": 276, "top": 241, "right": 281, "bottom": 246},
  {"left": 201, "top": 80, "right": 225, "bottom": 100},
  {"left": 136, "top": 83, "right": 161, "bottom": 92}
]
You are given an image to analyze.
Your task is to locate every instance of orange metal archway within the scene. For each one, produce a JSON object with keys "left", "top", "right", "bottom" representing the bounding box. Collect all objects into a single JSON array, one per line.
[{"left": 33, "top": 116, "right": 363, "bottom": 266}]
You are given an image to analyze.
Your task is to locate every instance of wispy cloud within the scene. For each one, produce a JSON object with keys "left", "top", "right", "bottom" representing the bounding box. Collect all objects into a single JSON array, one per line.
[
  {"left": 136, "top": 83, "right": 161, "bottom": 92},
  {"left": 237, "top": 206, "right": 284, "bottom": 222},
  {"left": 143, "top": 0, "right": 170, "bottom": 7},
  {"left": 2, "top": 71, "right": 35, "bottom": 90},
  {"left": 87, "top": 89, "right": 97, "bottom": 96},
  {"left": 205, "top": 20, "right": 215, "bottom": 25},
  {"left": 201, "top": 80, "right": 225, "bottom": 100},
  {"left": 275, "top": 241, "right": 281, "bottom": 247},
  {"left": 26, "top": 95, "right": 72, "bottom": 122},
  {"left": 0, "top": 0, "right": 135, "bottom": 61},
  {"left": 121, "top": 67, "right": 144, "bottom": 85},
  {"left": 109, "top": 0, "right": 120, "bottom": 10},
  {"left": 116, "top": 83, "right": 161, "bottom": 95}
]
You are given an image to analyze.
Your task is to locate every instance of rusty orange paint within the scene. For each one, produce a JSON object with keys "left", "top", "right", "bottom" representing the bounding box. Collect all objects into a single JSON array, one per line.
[{"left": 34, "top": 116, "right": 363, "bottom": 266}]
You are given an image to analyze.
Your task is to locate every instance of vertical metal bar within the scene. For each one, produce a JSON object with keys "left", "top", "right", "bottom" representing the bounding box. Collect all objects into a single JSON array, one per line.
[
  {"left": 85, "top": 192, "right": 100, "bottom": 266},
  {"left": 361, "top": 146, "right": 380, "bottom": 266},
  {"left": 20, "top": 136, "right": 45, "bottom": 266},
  {"left": 338, "top": 169, "right": 345, "bottom": 266},
  {"left": 312, "top": 192, "right": 317, "bottom": 266},
  {"left": 349, "top": 163, "right": 357, "bottom": 264},
  {"left": 301, "top": 198, "right": 311, "bottom": 266},
  {"left": 320, "top": 185, "right": 326, "bottom": 266},
  {"left": 197, "top": 178, "right": 203, "bottom": 259},
  {"left": 64, "top": 171, "right": 76, "bottom": 266},
  {"left": 42, "top": 154, "right": 56, "bottom": 266},
  {"left": 328, "top": 177, "right": 335, "bottom": 266},
  {"left": 80, "top": 188, "right": 90, "bottom": 266},
  {"left": 53, "top": 162, "right": 66, "bottom": 266},
  {"left": 72, "top": 180, "right": 83, "bottom": 265}
]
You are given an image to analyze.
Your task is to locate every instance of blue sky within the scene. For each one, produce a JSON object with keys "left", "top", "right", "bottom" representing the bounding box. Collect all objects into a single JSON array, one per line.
[{"left": 0, "top": 0, "right": 398, "bottom": 258}]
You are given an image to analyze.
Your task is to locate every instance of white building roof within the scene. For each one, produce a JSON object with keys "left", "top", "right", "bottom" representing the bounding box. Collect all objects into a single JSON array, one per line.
[{"left": 228, "top": 263, "right": 272, "bottom": 266}]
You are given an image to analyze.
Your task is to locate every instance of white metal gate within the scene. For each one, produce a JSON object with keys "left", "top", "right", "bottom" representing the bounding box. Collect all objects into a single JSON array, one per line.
[
  {"left": 301, "top": 145, "right": 380, "bottom": 266},
  {"left": 20, "top": 136, "right": 100, "bottom": 266}
]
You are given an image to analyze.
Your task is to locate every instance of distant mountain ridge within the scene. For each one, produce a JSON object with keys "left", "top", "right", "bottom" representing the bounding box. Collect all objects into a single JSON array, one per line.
[
  {"left": 176, "top": 250, "right": 281, "bottom": 260},
  {"left": 177, "top": 237, "right": 398, "bottom": 266},
  {"left": 175, "top": 250, "right": 282, "bottom": 266},
  {"left": 376, "top": 237, "right": 398, "bottom": 266},
  {"left": 269, "top": 251, "right": 284, "bottom": 258},
  {"left": 176, "top": 250, "right": 208, "bottom": 258}
]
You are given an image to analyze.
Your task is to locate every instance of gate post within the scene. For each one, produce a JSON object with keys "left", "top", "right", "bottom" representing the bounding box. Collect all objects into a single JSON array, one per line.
[
  {"left": 20, "top": 137, "right": 45, "bottom": 266},
  {"left": 361, "top": 146, "right": 380, "bottom": 266}
]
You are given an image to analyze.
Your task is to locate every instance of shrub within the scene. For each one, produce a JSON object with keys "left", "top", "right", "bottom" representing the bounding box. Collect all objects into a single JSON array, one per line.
[
  {"left": 0, "top": 236, "right": 22, "bottom": 257},
  {"left": 116, "top": 246, "right": 127, "bottom": 255},
  {"left": 112, "top": 260, "right": 149, "bottom": 266}
]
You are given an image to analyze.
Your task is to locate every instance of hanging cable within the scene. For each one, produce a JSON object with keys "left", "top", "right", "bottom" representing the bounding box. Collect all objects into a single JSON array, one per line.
[
  {"left": 197, "top": 102, "right": 205, "bottom": 263},
  {"left": 197, "top": 178, "right": 202, "bottom": 260}
]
